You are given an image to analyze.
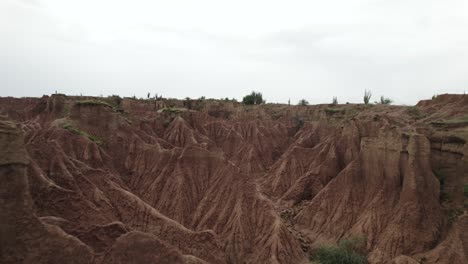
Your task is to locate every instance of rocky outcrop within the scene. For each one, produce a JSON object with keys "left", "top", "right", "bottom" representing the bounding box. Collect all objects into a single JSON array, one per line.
[
  {"left": 0, "top": 94, "right": 466, "bottom": 263},
  {"left": 0, "top": 120, "right": 93, "bottom": 264}
]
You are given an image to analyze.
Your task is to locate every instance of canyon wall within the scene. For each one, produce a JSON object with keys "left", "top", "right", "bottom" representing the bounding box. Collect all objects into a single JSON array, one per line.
[{"left": 1, "top": 94, "right": 467, "bottom": 263}]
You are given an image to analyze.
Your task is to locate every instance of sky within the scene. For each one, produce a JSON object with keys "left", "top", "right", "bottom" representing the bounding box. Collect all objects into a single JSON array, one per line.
[{"left": 1, "top": 0, "right": 467, "bottom": 105}]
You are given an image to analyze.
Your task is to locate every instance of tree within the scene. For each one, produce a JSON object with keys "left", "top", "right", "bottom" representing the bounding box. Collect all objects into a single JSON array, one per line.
[
  {"left": 242, "top": 91, "right": 264, "bottom": 105},
  {"left": 379, "top": 96, "right": 393, "bottom": 105},
  {"left": 147, "top": 92, "right": 150, "bottom": 99},
  {"left": 298, "top": 99, "right": 309, "bottom": 106},
  {"left": 364, "top": 90, "right": 372, "bottom": 104}
]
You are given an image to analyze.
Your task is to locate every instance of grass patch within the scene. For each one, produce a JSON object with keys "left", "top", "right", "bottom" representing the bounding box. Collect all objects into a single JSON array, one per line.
[
  {"left": 312, "top": 238, "right": 367, "bottom": 264},
  {"left": 325, "top": 108, "right": 344, "bottom": 114},
  {"left": 406, "top": 106, "right": 425, "bottom": 119},
  {"left": 161, "top": 107, "right": 184, "bottom": 114},
  {"left": 106, "top": 95, "right": 123, "bottom": 109},
  {"left": 76, "top": 100, "right": 113, "bottom": 108},
  {"left": 431, "top": 116, "right": 468, "bottom": 125},
  {"left": 61, "top": 123, "right": 103, "bottom": 145},
  {"left": 271, "top": 111, "right": 282, "bottom": 120},
  {"left": 464, "top": 184, "right": 468, "bottom": 198}
]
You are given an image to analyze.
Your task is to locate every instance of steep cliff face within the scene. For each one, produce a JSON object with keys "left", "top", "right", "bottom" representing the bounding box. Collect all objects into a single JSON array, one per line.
[
  {"left": 0, "top": 119, "right": 93, "bottom": 264},
  {"left": 0, "top": 94, "right": 467, "bottom": 264}
]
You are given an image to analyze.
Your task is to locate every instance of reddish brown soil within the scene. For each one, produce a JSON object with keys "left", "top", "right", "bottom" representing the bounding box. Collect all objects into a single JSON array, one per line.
[{"left": 0, "top": 94, "right": 467, "bottom": 263}]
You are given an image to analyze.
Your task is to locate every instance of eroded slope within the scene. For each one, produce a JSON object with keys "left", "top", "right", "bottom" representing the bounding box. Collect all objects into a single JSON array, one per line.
[{"left": 1, "top": 94, "right": 467, "bottom": 264}]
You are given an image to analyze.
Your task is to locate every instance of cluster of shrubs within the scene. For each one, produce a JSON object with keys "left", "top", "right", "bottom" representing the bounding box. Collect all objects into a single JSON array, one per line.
[
  {"left": 61, "top": 123, "right": 103, "bottom": 145},
  {"left": 241, "top": 90, "right": 393, "bottom": 106},
  {"left": 242, "top": 91, "right": 265, "bottom": 105},
  {"left": 311, "top": 237, "right": 367, "bottom": 264},
  {"left": 69, "top": 89, "right": 400, "bottom": 108}
]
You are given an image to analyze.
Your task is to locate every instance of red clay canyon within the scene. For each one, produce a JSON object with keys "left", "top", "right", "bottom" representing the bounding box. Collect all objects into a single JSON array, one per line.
[{"left": 1, "top": 94, "right": 467, "bottom": 263}]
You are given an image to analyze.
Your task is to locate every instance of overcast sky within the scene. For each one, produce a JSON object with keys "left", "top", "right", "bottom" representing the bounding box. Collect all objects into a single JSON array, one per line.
[{"left": 1, "top": 0, "right": 467, "bottom": 105}]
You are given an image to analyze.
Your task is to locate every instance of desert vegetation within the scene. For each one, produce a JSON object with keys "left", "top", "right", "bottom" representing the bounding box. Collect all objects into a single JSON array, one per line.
[
  {"left": 363, "top": 90, "right": 372, "bottom": 104},
  {"left": 61, "top": 122, "right": 103, "bottom": 145},
  {"left": 311, "top": 238, "right": 367, "bottom": 264},
  {"left": 378, "top": 96, "right": 392, "bottom": 105},
  {"left": 432, "top": 116, "right": 468, "bottom": 125},
  {"left": 298, "top": 99, "right": 309, "bottom": 106},
  {"left": 242, "top": 91, "right": 265, "bottom": 105},
  {"left": 332, "top": 96, "right": 338, "bottom": 105},
  {"left": 76, "top": 99, "right": 113, "bottom": 108}
]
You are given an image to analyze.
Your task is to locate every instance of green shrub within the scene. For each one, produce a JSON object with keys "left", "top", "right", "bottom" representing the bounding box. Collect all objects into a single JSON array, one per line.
[
  {"left": 76, "top": 100, "right": 113, "bottom": 108},
  {"left": 161, "top": 107, "right": 183, "bottom": 114},
  {"left": 242, "top": 91, "right": 264, "bottom": 105},
  {"left": 312, "top": 238, "right": 367, "bottom": 264},
  {"left": 298, "top": 99, "right": 309, "bottom": 106},
  {"left": 406, "top": 106, "right": 424, "bottom": 119},
  {"left": 109, "top": 95, "right": 122, "bottom": 107},
  {"left": 379, "top": 96, "right": 393, "bottom": 105},
  {"left": 61, "top": 123, "right": 103, "bottom": 145},
  {"left": 325, "top": 108, "right": 344, "bottom": 115},
  {"left": 432, "top": 116, "right": 468, "bottom": 125}
]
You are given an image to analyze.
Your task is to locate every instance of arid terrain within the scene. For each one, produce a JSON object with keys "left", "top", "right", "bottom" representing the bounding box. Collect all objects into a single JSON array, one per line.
[{"left": 1, "top": 94, "right": 467, "bottom": 264}]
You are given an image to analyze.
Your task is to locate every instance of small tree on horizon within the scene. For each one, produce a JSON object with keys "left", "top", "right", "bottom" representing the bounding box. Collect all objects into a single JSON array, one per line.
[
  {"left": 242, "top": 91, "right": 264, "bottom": 105},
  {"left": 332, "top": 96, "right": 338, "bottom": 105},
  {"left": 364, "top": 90, "right": 372, "bottom": 104},
  {"left": 298, "top": 99, "right": 309, "bottom": 106}
]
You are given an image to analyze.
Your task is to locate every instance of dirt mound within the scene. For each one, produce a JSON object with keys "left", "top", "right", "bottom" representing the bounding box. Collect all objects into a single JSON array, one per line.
[{"left": 0, "top": 94, "right": 467, "bottom": 263}]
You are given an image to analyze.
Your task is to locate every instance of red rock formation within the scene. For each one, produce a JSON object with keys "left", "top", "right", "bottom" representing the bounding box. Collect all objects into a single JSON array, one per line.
[
  {"left": 0, "top": 119, "right": 93, "bottom": 264},
  {"left": 0, "top": 94, "right": 467, "bottom": 263}
]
